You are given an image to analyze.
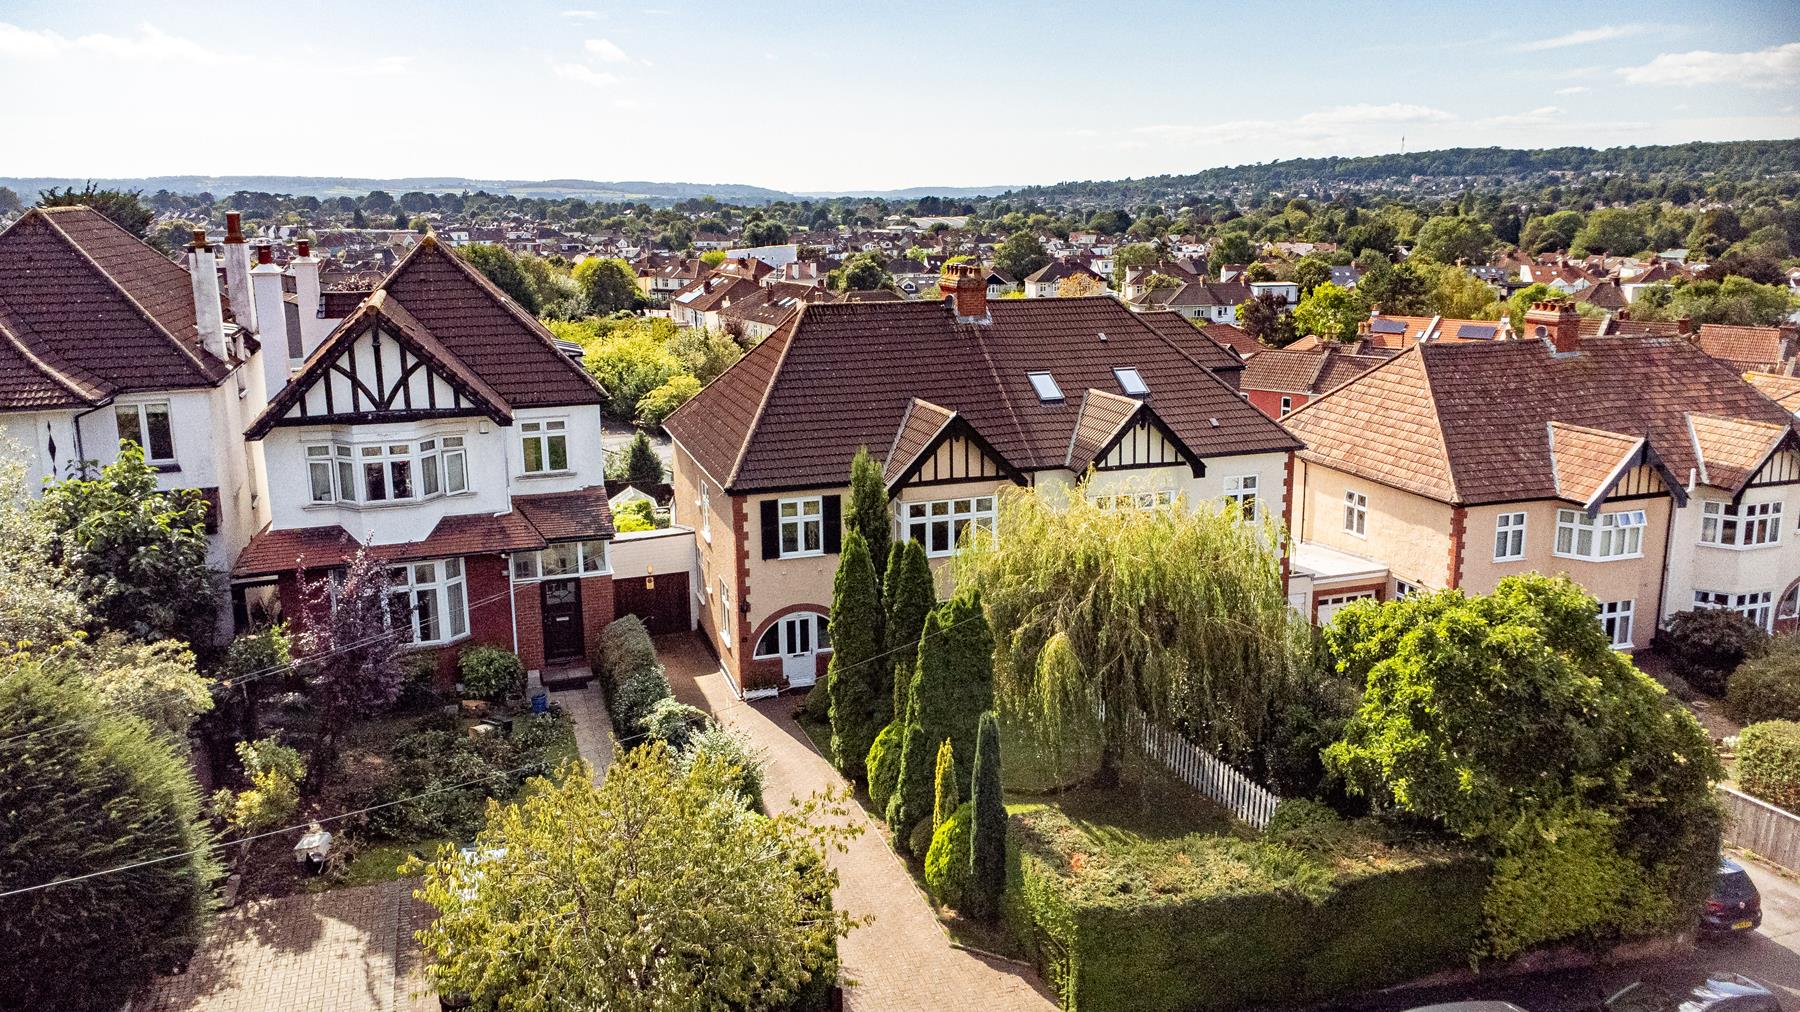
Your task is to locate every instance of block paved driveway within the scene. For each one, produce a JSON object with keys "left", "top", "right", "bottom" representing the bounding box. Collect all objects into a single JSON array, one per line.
[{"left": 659, "top": 633, "right": 1056, "bottom": 1011}]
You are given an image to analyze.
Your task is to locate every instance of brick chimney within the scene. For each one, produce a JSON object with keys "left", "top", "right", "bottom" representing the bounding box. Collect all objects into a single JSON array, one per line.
[
  {"left": 186, "top": 230, "right": 227, "bottom": 362},
  {"left": 220, "top": 211, "right": 256, "bottom": 333},
  {"left": 1525, "top": 299, "right": 1581, "bottom": 355},
  {"left": 942, "top": 262, "right": 988, "bottom": 323}
]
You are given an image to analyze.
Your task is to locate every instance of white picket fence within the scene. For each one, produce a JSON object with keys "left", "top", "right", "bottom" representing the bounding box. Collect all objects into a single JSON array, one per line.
[{"left": 1128, "top": 708, "right": 1281, "bottom": 829}]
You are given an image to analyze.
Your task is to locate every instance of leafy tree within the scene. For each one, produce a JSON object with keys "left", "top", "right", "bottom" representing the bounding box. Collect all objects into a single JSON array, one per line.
[
  {"left": 609, "top": 430, "right": 666, "bottom": 483},
  {"left": 0, "top": 185, "right": 20, "bottom": 214},
  {"left": 1342, "top": 220, "right": 1398, "bottom": 261},
  {"left": 295, "top": 546, "right": 405, "bottom": 787},
  {"left": 1411, "top": 215, "right": 1496, "bottom": 265},
  {"left": 362, "top": 189, "right": 395, "bottom": 213},
  {"left": 837, "top": 252, "right": 892, "bottom": 292},
  {"left": 392, "top": 210, "right": 410, "bottom": 230},
  {"left": 1323, "top": 575, "right": 1722, "bottom": 953},
  {"left": 454, "top": 243, "right": 543, "bottom": 315},
  {"left": 882, "top": 539, "right": 936, "bottom": 729},
  {"left": 826, "top": 531, "right": 884, "bottom": 783},
  {"left": 700, "top": 249, "right": 727, "bottom": 267},
  {"left": 847, "top": 448, "right": 891, "bottom": 597},
  {"left": 1427, "top": 263, "right": 1501, "bottom": 319},
  {"left": 1291, "top": 255, "right": 1332, "bottom": 298},
  {"left": 966, "top": 710, "right": 1005, "bottom": 920},
  {"left": 574, "top": 256, "right": 642, "bottom": 315},
  {"left": 887, "top": 592, "right": 993, "bottom": 851},
  {"left": 1292, "top": 281, "right": 1367, "bottom": 341},
  {"left": 1057, "top": 273, "right": 1108, "bottom": 297},
  {"left": 1638, "top": 276, "right": 1795, "bottom": 327},
  {"left": 932, "top": 738, "right": 958, "bottom": 833},
  {"left": 637, "top": 374, "right": 702, "bottom": 427},
  {"left": 415, "top": 748, "right": 857, "bottom": 1011},
  {"left": 1726, "top": 635, "right": 1800, "bottom": 725},
  {"left": 0, "top": 652, "right": 220, "bottom": 1012},
  {"left": 1237, "top": 291, "right": 1297, "bottom": 346},
  {"left": 0, "top": 450, "right": 89, "bottom": 649},
  {"left": 36, "top": 444, "right": 220, "bottom": 649},
  {"left": 952, "top": 485, "right": 1306, "bottom": 776},
  {"left": 1208, "top": 232, "right": 1256, "bottom": 275},
  {"left": 75, "top": 634, "right": 212, "bottom": 739},
  {"left": 37, "top": 183, "right": 153, "bottom": 238},
  {"left": 993, "top": 230, "right": 1050, "bottom": 280},
  {"left": 582, "top": 328, "right": 686, "bottom": 419},
  {"left": 1571, "top": 209, "right": 1648, "bottom": 257},
  {"left": 667, "top": 327, "right": 743, "bottom": 383},
  {"left": 614, "top": 499, "right": 658, "bottom": 533},
  {"left": 1501, "top": 282, "right": 1561, "bottom": 329},
  {"left": 1519, "top": 210, "right": 1584, "bottom": 253},
  {"left": 1110, "top": 241, "right": 1161, "bottom": 287},
  {"left": 1660, "top": 606, "right": 1768, "bottom": 697},
  {"left": 1355, "top": 255, "right": 1434, "bottom": 315},
  {"left": 741, "top": 219, "right": 790, "bottom": 247}
]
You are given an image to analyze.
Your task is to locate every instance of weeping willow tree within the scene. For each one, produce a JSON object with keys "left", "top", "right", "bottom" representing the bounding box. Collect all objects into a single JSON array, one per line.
[{"left": 951, "top": 480, "right": 1312, "bottom": 777}]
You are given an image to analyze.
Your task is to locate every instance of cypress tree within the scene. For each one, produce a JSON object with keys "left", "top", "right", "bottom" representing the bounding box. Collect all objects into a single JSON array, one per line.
[
  {"left": 882, "top": 539, "right": 936, "bottom": 728},
  {"left": 933, "top": 738, "right": 958, "bottom": 833},
  {"left": 887, "top": 591, "right": 994, "bottom": 852},
  {"left": 967, "top": 710, "right": 1006, "bottom": 920},
  {"left": 846, "top": 447, "right": 890, "bottom": 602},
  {"left": 826, "top": 530, "right": 883, "bottom": 782}
]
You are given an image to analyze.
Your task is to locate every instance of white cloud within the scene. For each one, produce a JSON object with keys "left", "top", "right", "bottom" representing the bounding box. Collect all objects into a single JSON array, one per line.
[
  {"left": 583, "top": 38, "right": 628, "bottom": 63},
  {"left": 551, "top": 61, "right": 617, "bottom": 88},
  {"left": 1554, "top": 85, "right": 1590, "bottom": 95},
  {"left": 1617, "top": 42, "right": 1800, "bottom": 89},
  {"left": 0, "top": 21, "right": 244, "bottom": 65},
  {"left": 1478, "top": 106, "right": 1563, "bottom": 128},
  {"left": 1515, "top": 25, "right": 1648, "bottom": 52},
  {"left": 1133, "top": 104, "right": 1455, "bottom": 157},
  {"left": 560, "top": 9, "right": 600, "bottom": 19}
]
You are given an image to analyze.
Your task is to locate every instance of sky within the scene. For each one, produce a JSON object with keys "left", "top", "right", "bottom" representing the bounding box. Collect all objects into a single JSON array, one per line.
[{"left": 0, "top": 0, "right": 1797, "bottom": 193}]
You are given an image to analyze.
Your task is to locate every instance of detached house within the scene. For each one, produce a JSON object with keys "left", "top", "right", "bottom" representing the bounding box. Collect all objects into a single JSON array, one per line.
[
  {"left": 231, "top": 237, "right": 627, "bottom": 675},
  {"left": 1281, "top": 301, "right": 1800, "bottom": 645},
  {"left": 663, "top": 265, "right": 1298, "bottom": 695},
  {"left": 0, "top": 207, "right": 267, "bottom": 574}
]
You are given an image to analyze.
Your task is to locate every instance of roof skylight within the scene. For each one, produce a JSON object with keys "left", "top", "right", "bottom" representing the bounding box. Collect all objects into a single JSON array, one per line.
[
  {"left": 1114, "top": 367, "right": 1148, "bottom": 396},
  {"left": 1027, "top": 371, "right": 1063, "bottom": 403}
]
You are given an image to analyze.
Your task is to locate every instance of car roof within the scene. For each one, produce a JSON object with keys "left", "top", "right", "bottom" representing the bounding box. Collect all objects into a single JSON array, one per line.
[{"left": 1720, "top": 856, "right": 1747, "bottom": 874}]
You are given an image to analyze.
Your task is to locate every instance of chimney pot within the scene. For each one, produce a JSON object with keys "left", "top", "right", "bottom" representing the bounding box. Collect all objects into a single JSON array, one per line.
[
  {"left": 189, "top": 228, "right": 209, "bottom": 251},
  {"left": 296, "top": 238, "right": 311, "bottom": 258},
  {"left": 255, "top": 243, "right": 273, "bottom": 266},
  {"left": 225, "top": 211, "right": 245, "bottom": 244}
]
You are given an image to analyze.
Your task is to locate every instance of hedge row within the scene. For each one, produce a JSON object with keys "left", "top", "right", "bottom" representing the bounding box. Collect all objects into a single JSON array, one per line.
[
  {"left": 597, "top": 615, "right": 672, "bottom": 738},
  {"left": 1003, "top": 805, "right": 1488, "bottom": 1012},
  {"left": 1739, "top": 720, "right": 1800, "bottom": 810}
]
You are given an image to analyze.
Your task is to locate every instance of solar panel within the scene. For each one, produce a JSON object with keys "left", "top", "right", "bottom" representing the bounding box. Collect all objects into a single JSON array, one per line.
[
  {"left": 1456, "top": 324, "right": 1498, "bottom": 340},
  {"left": 1370, "top": 319, "right": 1407, "bottom": 334}
]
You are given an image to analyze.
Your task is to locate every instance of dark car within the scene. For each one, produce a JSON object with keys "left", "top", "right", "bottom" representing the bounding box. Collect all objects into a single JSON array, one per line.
[
  {"left": 1702, "top": 858, "right": 1763, "bottom": 936},
  {"left": 1605, "top": 973, "right": 1780, "bottom": 1012}
]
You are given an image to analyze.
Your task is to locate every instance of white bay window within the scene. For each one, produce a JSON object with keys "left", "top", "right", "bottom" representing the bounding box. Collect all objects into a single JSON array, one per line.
[
  {"left": 388, "top": 558, "right": 468, "bottom": 644},
  {"left": 1554, "top": 508, "right": 1645, "bottom": 561},
  {"left": 1694, "top": 589, "right": 1775, "bottom": 631},
  {"left": 304, "top": 436, "right": 468, "bottom": 507},
  {"left": 511, "top": 541, "right": 611, "bottom": 580},
  {"left": 1700, "top": 500, "right": 1782, "bottom": 549}
]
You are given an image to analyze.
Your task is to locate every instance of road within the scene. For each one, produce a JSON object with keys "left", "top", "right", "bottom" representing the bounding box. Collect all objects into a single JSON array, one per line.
[{"left": 1340, "top": 851, "right": 1800, "bottom": 1011}]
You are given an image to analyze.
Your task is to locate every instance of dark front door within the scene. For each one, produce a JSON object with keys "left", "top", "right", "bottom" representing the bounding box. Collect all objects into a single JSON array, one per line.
[{"left": 541, "top": 579, "right": 583, "bottom": 661}]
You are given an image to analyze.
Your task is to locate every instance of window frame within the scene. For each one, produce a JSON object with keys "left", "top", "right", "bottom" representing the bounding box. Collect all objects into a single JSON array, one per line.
[
  {"left": 777, "top": 496, "right": 826, "bottom": 559},
  {"left": 387, "top": 558, "right": 469, "bottom": 646},
  {"left": 902, "top": 495, "right": 997, "bottom": 558},
  {"left": 303, "top": 436, "right": 469, "bottom": 507},
  {"left": 1553, "top": 508, "right": 1646, "bottom": 561},
  {"left": 520, "top": 418, "right": 570, "bottom": 475},
  {"left": 1278, "top": 396, "right": 1293, "bottom": 418},
  {"left": 1092, "top": 489, "right": 1175, "bottom": 511},
  {"left": 115, "top": 400, "right": 176, "bottom": 463},
  {"left": 1026, "top": 371, "right": 1063, "bottom": 403},
  {"left": 1343, "top": 489, "right": 1367, "bottom": 538},
  {"left": 1598, "top": 599, "right": 1634, "bottom": 649},
  {"left": 1113, "top": 367, "right": 1149, "bottom": 397},
  {"left": 511, "top": 540, "right": 610, "bottom": 581},
  {"left": 753, "top": 612, "right": 833, "bottom": 659},
  {"left": 717, "top": 577, "right": 733, "bottom": 647},
  {"left": 1223, "top": 474, "right": 1259, "bottom": 522},
  {"left": 1700, "top": 500, "right": 1783, "bottom": 550},
  {"left": 1694, "top": 589, "right": 1775, "bottom": 631},
  {"left": 1493, "top": 511, "right": 1528, "bottom": 562}
]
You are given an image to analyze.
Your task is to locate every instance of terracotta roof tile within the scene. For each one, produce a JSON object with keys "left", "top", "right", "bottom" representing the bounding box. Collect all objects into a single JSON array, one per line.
[
  {"left": 1688, "top": 413, "right": 1790, "bottom": 492},
  {"left": 1547, "top": 421, "right": 1643, "bottom": 506},
  {"left": 1745, "top": 371, "right": 1800, "bottom": 412},
  {"left": 512, "top": 486, "right": 616, "bottom": 541},
  {"left": 1696, "top": 324, "right": 1792, "bottom": 374}
]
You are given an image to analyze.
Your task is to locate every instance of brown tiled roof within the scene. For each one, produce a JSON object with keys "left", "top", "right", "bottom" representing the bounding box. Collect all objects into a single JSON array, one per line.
[
  {"left": 1576, "top": 280, "right": 1628, "bottom": 311},
  {"left": 1198, "top": 322, "right": 1261, "bottom": 359},
  {"left": 1745, "top": 371, "right": 1800, "bottom": 412},
  {"left": 0, "top": 302, "right": 107, "bottom": 408},
  {"left": 1688, "top": 414, "right": 1790, "bottom": 491},
  {"left": 1696, "top": 324, "right": 1791, "bottom": 374},
  {"left": 1133, "top": 311, "right": 1244, "bottom": 375},
  {"left": 1285, "top": 336, "right": 1798, "bottom": 505},
  {"left": 1547, "top": 422, "right": 1643, "bottom": 507},
  {"left": 233, "top": 486, "right": 613, "bottom": 576},
  {"left": 664, "top": 296, "right": 1299, "bottom": 493},
  {"left": 883, "top": 398, "right": 957, "bottom": 486},
  {"left": 0, "top": 207, "right": 229, "bottom": 402},
  {"left": 1241, "top": 345, "right": 1384, "bottom": 397},
  {"left": 1066, "top": 389, "right": 1142, "bottom": 471},
  {"left": 1024, "top": 257, "right": 1103, "bottom": 285}
]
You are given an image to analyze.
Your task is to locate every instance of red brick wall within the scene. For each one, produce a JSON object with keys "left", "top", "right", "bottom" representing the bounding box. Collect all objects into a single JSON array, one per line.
[
  {"left": 1447, "top": 507, "right": 1468, "bottom": 590},
  {"left": 1246, "top": 388, "right": 1306, "bottom": 421},
  {"left": 580, "top": 572, "right": 615, "bottom": 668},
  {"left": 513, "top": 583, "right": 544, "bottom": 672}
]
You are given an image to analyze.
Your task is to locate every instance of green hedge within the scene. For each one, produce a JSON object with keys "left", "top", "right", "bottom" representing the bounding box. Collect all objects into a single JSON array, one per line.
[
  {"left": 597, "top": 615, "right": 671, "bottom": 737},
  {"left": 1739, "top": 720, "right": 1800, "bottom": 810},
  {"left": 1727, "top": 636, "right": 1800, "bottom": 724},
  {"left": 1004, "top": 806, "right": 1487, "bottom": 1012}
]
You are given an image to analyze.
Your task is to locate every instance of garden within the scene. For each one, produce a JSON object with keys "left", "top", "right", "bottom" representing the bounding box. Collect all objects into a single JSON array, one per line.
[{"left": 798, "top": 450, "right": 1729, "bottom": 1011}]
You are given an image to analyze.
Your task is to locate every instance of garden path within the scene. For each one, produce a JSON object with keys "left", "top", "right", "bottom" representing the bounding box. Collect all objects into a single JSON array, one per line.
[{"left": 550, "top": 679, "right": 614, "bottom": 781}]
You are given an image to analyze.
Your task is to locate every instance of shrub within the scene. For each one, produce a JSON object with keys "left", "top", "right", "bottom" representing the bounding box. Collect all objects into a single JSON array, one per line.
[
  {"left": 612, "top": 663, "right": 674, "bottom": 740},
  {"left": 369, "top": 712, "right": 573, "bottom": 840},
  {"left": 1727, "top": 635, "right": 1800, "bottom": 724},
  {"left": 641, "top": 697, "right": 707, "bottom": 750},
  {"left": 889, "top": 592, "right": 994, "bottom": 853},
  {"left": 458, "top": 645, "right": 523, "bottom": 701},
  {"left": 933, "top": 739, "right": 958, "bottom": 833},
  {"left": 1739, "top": 720, "right": 1800, "bottom": 810},
  {"left": 614, "top": 499, "right": 658, "bottom": 533},
  {"left": 827, "top": 531, "right": 884, "bottom": 783},
  {"left": 598, "top": 615, "right": 657, "bottom": 692},
  {"left": 866, "top": 721, "right": 903, "bottom": 814},
  {"left": 924, "top": 802, "right": 974, "bottom": 909},
  {"left": 679, "top": 724, "right": 766, "bottom": 811},
  {"left": 967, "top": 711, "right": 1006, "bottom": 920},
  {"left": 598, "top": 615, "right": 670, "bottom": 736},
  {"left": 1661, "top": 607, "right": 1769, "bottom": 696}
]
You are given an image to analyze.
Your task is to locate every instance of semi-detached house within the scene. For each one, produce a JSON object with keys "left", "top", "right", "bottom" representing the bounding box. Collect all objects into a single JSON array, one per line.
[
  {"left": 1281, "top": 301, "right": 1800, "bottom": 646},
  {"left": 662, "top": 265, "right": 1298, "bottom": 696}
]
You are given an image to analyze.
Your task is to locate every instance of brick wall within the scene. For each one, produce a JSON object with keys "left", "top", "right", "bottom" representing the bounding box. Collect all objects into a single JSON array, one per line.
[
  {"left": 513, "top": 583, "right": 545, "bottom": 672},
  {"left": 580, "top": 572, "right": 615, "bottom": 668}
]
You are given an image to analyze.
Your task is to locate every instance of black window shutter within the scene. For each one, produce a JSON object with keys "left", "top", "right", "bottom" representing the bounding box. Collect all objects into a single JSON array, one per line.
[
  {"left": 822, "top": 495, "right": 842, "bottom": 553},
  {"left": 760, "top": 500, "right": 780, "bottom": 560}
]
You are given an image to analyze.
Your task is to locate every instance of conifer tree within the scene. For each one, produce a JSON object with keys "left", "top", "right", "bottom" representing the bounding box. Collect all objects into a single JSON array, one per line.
[
  {"left": 825, "top": 531, "right": 883, "bottom": 782},
  {"left": 881, "top": 539, "right": 936, "bottom": 727},
  {"left": 886, "top": 591, "right": 994, "bottom": 851},
  {"left": 933, "top": 738, "right": 958, "bottom": 833},
  {"left": 967, "top": 710, "right": 1006, "bottom": 920},
  {"left": 846, "top": 448, "right": 891, "bottom": 602}
]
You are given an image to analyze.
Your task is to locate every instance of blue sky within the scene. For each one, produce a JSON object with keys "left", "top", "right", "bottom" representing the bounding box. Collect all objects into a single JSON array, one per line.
[{"left": 0, "top": 0, "right": 1796, "bottom": 191}]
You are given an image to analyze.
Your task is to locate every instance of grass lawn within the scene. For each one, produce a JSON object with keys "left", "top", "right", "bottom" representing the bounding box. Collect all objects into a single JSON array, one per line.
[{"left": 305, "top": 837, "right": 452, "bottom": 893}]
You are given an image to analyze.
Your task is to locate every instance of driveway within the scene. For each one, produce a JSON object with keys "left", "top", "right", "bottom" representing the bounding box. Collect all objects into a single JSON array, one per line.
[{"left": 658, "top": 633, "right": 1055, "bottom": 1012}]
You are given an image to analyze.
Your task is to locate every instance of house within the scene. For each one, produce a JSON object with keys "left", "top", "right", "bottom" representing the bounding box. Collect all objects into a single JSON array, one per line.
[
  {"left": 1124, "top": 278, "right": 1252, "bottom": 324},
  {"left": 1329, "top": 265, "right": 1363, "bottom": 289},
  {"left": 1024, "top": 257, "right": 1107, "bottom": 298},
  {"left": 1248, "top": 280, "right": 1300, "bottom": 307},
  {"left": 1281, "top": 301, "right": 1800, "bottom": 644},
  {"left": 668, "top": 270, "right": 765, "bottom": 330},
  {"left": 1121, "top": 258, "right": 1203, "bottom": 302},
  {"left": 1239, "top": 344, "right": 1385, "bottom": 420},
  {"left": 661, "top": 265, "right": 1299, "bottom": 695},
  {"left": 1694, "top": 323, "right": 1799, "bottom": 375},
  {"left": 230, "top": 236, "right": 658, "bottom": 677},
  {"left": 1357, "top": 311, "right": 1515, "bottom": 351},
  {"left": 1197, "top": 322, "right": 1262, "bottom": 360},
  {"left": 0, "top": 207, "right": 267, "bottom": 577}
]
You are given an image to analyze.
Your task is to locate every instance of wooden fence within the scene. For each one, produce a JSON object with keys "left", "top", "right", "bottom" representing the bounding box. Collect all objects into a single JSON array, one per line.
[
  {"left": 1720, "top": 785, "right": 1800, "bottom": 873},
  {"left": 1128, "top": 708, "right": 1281, "bottom": 829}
]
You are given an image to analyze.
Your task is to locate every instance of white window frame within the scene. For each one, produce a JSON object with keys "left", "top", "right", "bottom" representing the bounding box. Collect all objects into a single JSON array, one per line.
[
  {"left": 1493, "top": 512, "right": 1528, "bottom": 562},
  {"left": 1344, "top": 490, "right": 1367, "bottom": 538},
  {"left": 1694, "top": 589, "right": 1775, "bottom": 631},
  {"left": 902, "top": 495, "right": 997, "bottom": 558},
  {"left": 115, "top": 400, "right": 175, "bottom": 463},
  {"left": 388, "top": 558, "right": 469, "bottom": 645},
  {"left": 511, "top": 540, "right": 611, "bottom": 581},
  {"left": 1026, "top": 371, "right": 1063, "bottom": 402},
  {"left": 718, "top": 577, "right": 733, "bottom": 647},
  {"left": 1092, "top": 489, "right": 1175, "bottom": 511},
  {"left": 753, "top": 612, "right": 834, "bottom": 659},
  {"left": 1394, "top": 580, "right": 1420, "bottom": 598},
  {"left": 1598, "top": 599, "right": 1634, "bottom": 649},
  {"left": 698, "top": 483, "right": 712, "bottom": 542},
  {"left": 520, "top": 418, "right": 569, "bottom": 475},
  {"left": 1223, "top": 474, "right": 1259, "bottom": 522},
  {"left": 1113, "top": 367, "right": 1148, "bottom": 396},
  {"left": 1700, "top": 500, "right": 1783, "bottom": 550},
  {"left": 307, "top": 437, "right": 468, "bottom": 507},
  {"left": 1553, "top": 508, "right": 1645, "bottom": 561},
  {"left": 1279, "top": 396, "right": 1293, "bottom": 418},
  {"left": 777, "top": 496, "right": 825, "bottom": 558}
]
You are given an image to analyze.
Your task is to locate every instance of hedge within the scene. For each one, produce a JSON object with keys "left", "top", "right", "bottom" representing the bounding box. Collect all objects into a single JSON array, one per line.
[
  {"left": 1727, "top": 636, "right": 1800, "bottom": 725},
  {"left": 1659, "top": 607, "right": 1768, "bottom": 697},
  {"left": 1739, "top": 720, "right": 1800, "bottom": 811},
  {"left": 597, "top": 615, "right": 671, "bottom": 737},
  {"left": 458, "top": 644, "right": 523, "bottom": 701},
  {"left": 865, "top": 721, "right": 903, "bottom": 814},
  {"left": 1003, "top": 805, "right": 1487, "bottom": 1012}
]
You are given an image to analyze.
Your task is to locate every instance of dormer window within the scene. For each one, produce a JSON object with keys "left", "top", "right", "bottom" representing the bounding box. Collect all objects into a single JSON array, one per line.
[
  {"left": 1027, "top": 372, "right": 1063, "bottom": 403},
  {"left": 1114, "top": 368, "right": 1148, "bottom": 396}
]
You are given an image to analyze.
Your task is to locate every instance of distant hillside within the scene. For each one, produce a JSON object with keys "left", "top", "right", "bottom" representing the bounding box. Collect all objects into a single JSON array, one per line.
[
  {"left": 0, "top": 175, "right": 795, "bottom": 205},
  {"left": 997, "top": 139, "right": 1800, "bottom": 206},
  {"left": 796, "top": 185, "right": 1017, "bottom": 200}
]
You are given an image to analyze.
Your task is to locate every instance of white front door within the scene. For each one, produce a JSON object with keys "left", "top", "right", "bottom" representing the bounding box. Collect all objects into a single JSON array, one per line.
[{"left": 780, "top": 614, "right": 818, "bottom": 687}]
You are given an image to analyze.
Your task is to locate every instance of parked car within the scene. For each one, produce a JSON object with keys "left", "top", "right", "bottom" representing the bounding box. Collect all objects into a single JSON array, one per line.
[
  {"left": 1702, "top": 857, "right": 1763, "bottom": 936},
  {"left": 1605, "top": 973, "right": 1780, "bottom": 1012}
]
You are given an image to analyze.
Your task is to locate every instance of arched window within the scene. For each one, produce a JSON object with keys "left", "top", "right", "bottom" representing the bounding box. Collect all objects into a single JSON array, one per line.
[{"left": 754, "top": 612, "right": 832, "bottom": 658}]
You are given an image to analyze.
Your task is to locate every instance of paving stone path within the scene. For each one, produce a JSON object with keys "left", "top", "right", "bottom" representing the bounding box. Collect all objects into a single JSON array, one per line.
[
  {"left": 550, "top": 677, "right": 615, "bottom": 781},
  {"left": 658, "top": 633, "right": 1057, "bottom": 1012}
]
